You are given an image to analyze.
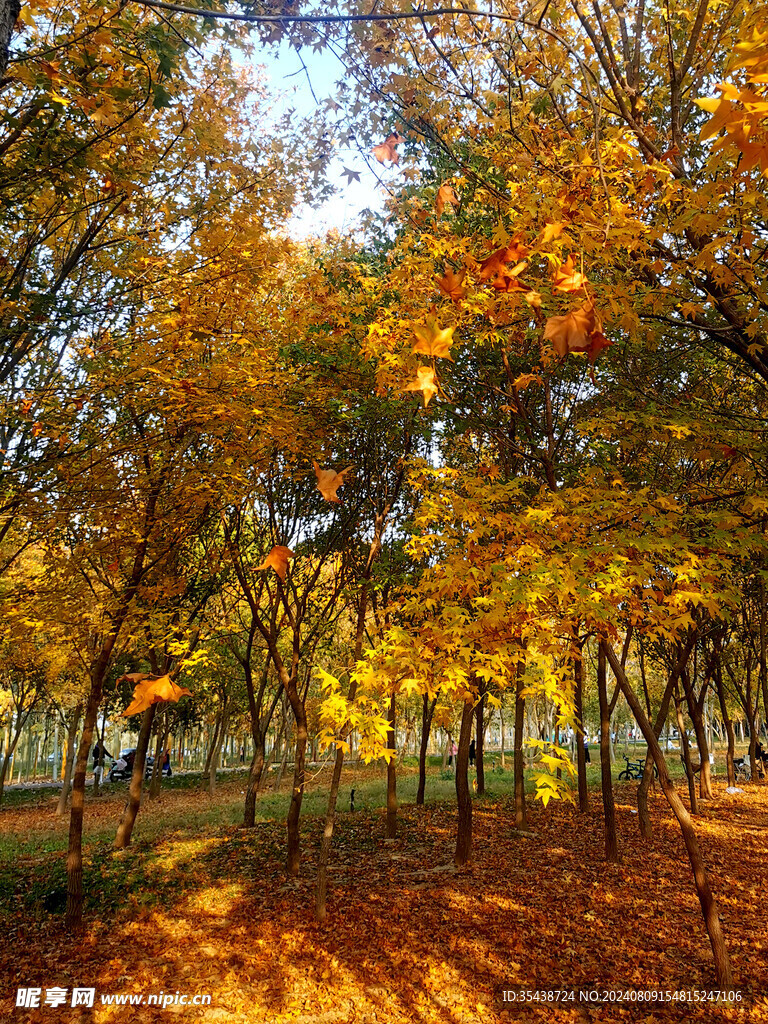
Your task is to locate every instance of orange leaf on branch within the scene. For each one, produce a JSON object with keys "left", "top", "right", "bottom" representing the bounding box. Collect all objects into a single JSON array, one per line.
[
  {"left": 435, "top": 183, "right": 460, "bottom": 216},
  {"left": 552, "top": 254, "right": 588, "bottom": 293},
  {"left": 119, "top": 674, "right": 193, "bottom": 718},
  {"left": 436, "top": 266, "right": 467, "bottom": 302},
  {"left": 404, "top": 366, "right": 439, "bottom": 407},
  {"left": 372, "top": 131, "right": 404, "bottom": 165},
  {"left": 544, "top": 299, "right": 611, "bottom": 377},
  {"left": 313, "top": 461, "right": 353, "bottom": 502},
  {"left": 477, "top": 241, "right": 528, "bottom": 282},
  {"left": 256, "top": 545, "right": 294, "bottom": 581},
  {"left": 412, "top": 318, "right": 455, "bottom": 360}
]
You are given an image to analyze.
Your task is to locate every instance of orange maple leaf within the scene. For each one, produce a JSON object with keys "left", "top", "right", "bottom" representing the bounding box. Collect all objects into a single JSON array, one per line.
[
  {"left": 490, "top": 260, "right": 528, "bottom": 293},
  {"left": 372, "top": 131, "right": 404, "bottom": 165},
  {"left": 477, "top": 240, "right": 528, "bottom": 282},
  {"left": 436, "top": 266, "right": 467, "bottom": 302},
  {"left": 553, "top": 254, "right": 588, "bottom": 293},
  {"left": 404, "top": 366, "right": 439, "bottom": 407},
  {"left": 544, "top": 300, "right": 611, "bottom": 376},
  {"left": 435, "top": 183, "right": 460, "bottom": 216},
  {"left": 121, "top": 674, "right": 193, "bottom": 718},
  {"left": 541, "top": 222, "right": 565, "bottom": 243},
  {"left": 412, "top": 318, "right": 455, "bottom": 360},
  {"left": 256, "top": 545, "right": 294, "bottom": 581},
  {"left": 313, "top": 461, "right": 353, "bottom": 502}
]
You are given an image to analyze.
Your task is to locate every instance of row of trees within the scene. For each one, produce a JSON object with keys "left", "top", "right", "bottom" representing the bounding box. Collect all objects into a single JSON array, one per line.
[{"left": 3, "top": 0, "right": 768, "bottom": 989}]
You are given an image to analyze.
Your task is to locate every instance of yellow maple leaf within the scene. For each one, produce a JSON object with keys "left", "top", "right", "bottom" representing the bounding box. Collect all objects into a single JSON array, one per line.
[
  {"left": 404, "top": 366, "right": 439, "bottom": 406},
  {"left": 541, "top": 222, "right": 565, "bottom": 243},
  {"left": 121, "top": 674, "right": 193, "bottom": 717},
  {"left": 313, "top": 461, "right": 352, "bottom": 502},
  {"left": 412, "top": 318, "right": 455, "bottom": 360},
  {"left": 256, "top": 545, "right": 294, "bottom": 581},
  {"left": 552, "top": 254, "right": 588, "bottom": 292}
]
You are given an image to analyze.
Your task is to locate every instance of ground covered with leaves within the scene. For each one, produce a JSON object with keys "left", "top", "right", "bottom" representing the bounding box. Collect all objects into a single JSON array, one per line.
[{"left": 1, "top": 773, "right": 766, "bottom": 1023}]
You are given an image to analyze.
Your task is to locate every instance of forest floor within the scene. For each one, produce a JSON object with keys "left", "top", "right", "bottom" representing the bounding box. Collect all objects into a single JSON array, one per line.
[{"left": 0, "top": 766, "right": 766, "bottom": 1024}]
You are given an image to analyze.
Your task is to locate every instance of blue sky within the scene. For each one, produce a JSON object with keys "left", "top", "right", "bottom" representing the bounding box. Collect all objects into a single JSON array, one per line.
[{"left": 260, "top": 41, "right": 389, "bottom": 236}]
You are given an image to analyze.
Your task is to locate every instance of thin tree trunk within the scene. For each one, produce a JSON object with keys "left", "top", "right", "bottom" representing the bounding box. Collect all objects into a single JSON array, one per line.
[
  {"left": 597, "top": 643, "right": 620, "bottom": 862},
  {"left": 286, "top": 703, "right": 307, "bottom": 876},
  {"left": 675, "top": 687, "right": 698, "bottom": 814},
  {"left": 513, "top": 660, "right": 527, "bottom": 828},
  {"left": 715, "top": 662, "right": 736, "bottom": 786},
  {"left": 114, "top": 705, "right": 156, "bottom": 849},
  {"left": 500, "top": 708, "right": 506, "bottom": 769},
  {"left": 56, "top": 707, "right": 83, "bottom": 817},
  {"left": 209, "top": 703, "right": 229, "bottom": 798},
  {"left": 454, "top": 700, "right": 474, "bottom": 867},
  {"left": 316, "top": 570, "right": 373, "bottom": 921},
  {"left": 604, "top": 644, "right": 733, "bottom": 988},
  {"left": 385, "top": 695, "right": 397, "bottom": 839},
  {"left": 417, "top": 694, "right": 437, "bottom": 806},
  {"left": 149, "top": 720, "right": 166, "bottom": 800},
  {"left": 574, "top": 647, "right": 588, "bottom": 812},
  {"left": 475, "top": 687, "right": 485, "bottom": 795}
]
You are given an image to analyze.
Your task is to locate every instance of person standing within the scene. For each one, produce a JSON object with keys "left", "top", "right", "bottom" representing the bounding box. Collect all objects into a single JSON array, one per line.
[{"left": 469, "top": 738, "right": 476, "bottom": 767}]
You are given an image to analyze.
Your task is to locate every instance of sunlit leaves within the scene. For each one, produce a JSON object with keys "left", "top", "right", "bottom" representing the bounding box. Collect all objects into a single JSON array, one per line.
[
  {"left": 404, "top": 365, "right": 439, "bottom": 406},
  {"left": 120, "top": 674, "right": 193, "bottom": 717},
  {"left": 256, "top": 546, "right": 294, "bottom": 581},
  {"left": 313, "top": 461, "right": 353, "bottom": 502}
]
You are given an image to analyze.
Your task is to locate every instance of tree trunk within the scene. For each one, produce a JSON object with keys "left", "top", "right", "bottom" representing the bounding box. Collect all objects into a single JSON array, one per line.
[
  {"left": 385, "top": 695, "right": 397, "bottom": 839},
  {"left": 286, "top": 703, "right": 308, "bottom": 876},
  {"left": 715, "top": 662, "right": 736, "bottom": 786},
  {"left": 209, "top": 703, "right": 229, "bottom": 798},
  {"left": 66, "top": 661, "right": 109, "bottom": 933},
  {"left": 0, "top": 0, "right": 20, "bottom": 83},
  {"left": 56, "top": 707, "right": 83, "bottom": 817},
  {"left": 574, "top": 647, "right": 588, "bottom": 812},
  {"left": 454, "top": 700, "right": 474, "bottom": 867},
  {"left": 675, "top": 688, "right": 698, "bottom": 814},
  {"left": 148, "top": 720, "right": 166, "bottom": 800},
  {"left": 114, "top": 705, "right": 156, "bottom": 849},
  {"left": 475, "top": 687, "right": 485, "bottom": 795},
  {"left": 417, "top": 694, "right": 436, "bottom": 806},
  {"left": 0, "top": 722, "right": 20, "bottom": 807},
  {"left": 605, "top": 644, "right": 733, "bottom": 988},
  {"left": 597, "top": 644, "right": 620, "bottom": 862},
  {"left": 500, "top": 708, "right": 506, "bottom": 768},
  {"left": 513, "top": 660, "right": 527, "bottom": 828},
  {"left": 681, "top": 666, "right": 713, "bottom": 800},
  {"left": 316, "top": 568, "right": 374, "bottom": 921}
]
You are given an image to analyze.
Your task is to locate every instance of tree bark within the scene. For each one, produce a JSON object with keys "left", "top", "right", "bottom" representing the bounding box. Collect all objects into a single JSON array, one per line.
[
  {"left": 208, "top": 702, "right": 229, "bottom": 798},
  {"left": 604, "top": 643, "right": 733, "bottom": 988},
  {"left": 574, "top": 647, "right": 588, "bottom": 812},
  {"left": 597, "top": 644, "right": 620, "bottom": 861},
  {"left": 715, "top": 661, "right": 736, "bottom": 786},
  {"left": 513, "top": 659, "right": 527, "bottom": 828},
  {"left": 0, "top": 0, "right": 20, "bottom": 83},
  {"left": 385, "top": 694, "right": 398, "bottom": 839},
  {"left": 417, "top": 694, "right": 436, "bottom": 806},
  {"left": 675, "top": 687, "right": 698, "bottom": 814},
  {"left": 114, "top": 705, "right": 156, "bottom": 849},
  {"left": 454, "top": 699, "right": 474, "bottom": 867},
  {"left": 56, "top": 707, "right": 83, "bottom": 817},
  {"left": 475, "top": 686, "right": 485, "bottom": 795}
]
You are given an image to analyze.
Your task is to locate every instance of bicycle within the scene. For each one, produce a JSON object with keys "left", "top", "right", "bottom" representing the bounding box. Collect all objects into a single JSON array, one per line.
[{"left": 618, "top": 754, "right": 658, "bottom": 781}]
